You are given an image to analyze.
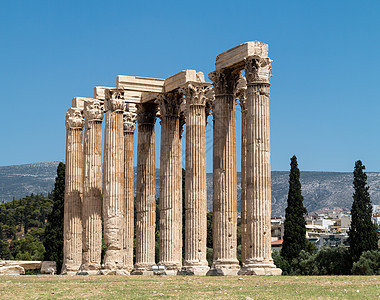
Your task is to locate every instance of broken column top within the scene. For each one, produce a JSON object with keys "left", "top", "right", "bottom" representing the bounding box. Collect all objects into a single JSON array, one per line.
[
  {"left": 94, "top": 86, "right": 114, "bottom": 101},
  {"left": 117, "top": 70, "right": 210, "bottom": 103},
  {"left": 164, "top": 70, "right": 206, "bottom": 92},
  {"left": 117, "top": 75, "right": 165, "bottom": 93},
  {"left": 215, "top": 41, "right": 269, "bottom": 71},
  {"left": 72, "top": 97, "right": 92, "bottom": 109}
]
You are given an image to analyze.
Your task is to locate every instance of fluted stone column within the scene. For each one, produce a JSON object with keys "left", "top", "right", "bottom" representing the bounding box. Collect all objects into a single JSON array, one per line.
[
  {"left": 101, "top": 90, "right": 127, "bottom": 275},
  {"left": 235, "top": 78, "right": 247, "bottom": 265},
  {"left": 239, "top": 56, "right": 281, "bottom": 275},
  {"left": 157, "top": 92, "right": 182, "bottom": 275},
  {"left": 181, "top": 83, "right": 210, "bottom": 275},
  {"left": 208, "top": 70, "right": 240, "bottom": 276},
  {"left": 133, "top": 102, "right": 157, "bottom": 275},
  {"left": 62, "top": 107, "right": 84, "bottom": 275},
  {"left": 123, "top": 107, "right": 137, "bottom": 273},
  {"left": 78, "top": 99, "right": 103, "bottom": 275}
]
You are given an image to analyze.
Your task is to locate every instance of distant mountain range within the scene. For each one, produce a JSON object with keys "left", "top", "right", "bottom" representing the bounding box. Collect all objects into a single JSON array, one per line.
[{"left": 1, "top": 162, "right": 380, "bottom": 216}]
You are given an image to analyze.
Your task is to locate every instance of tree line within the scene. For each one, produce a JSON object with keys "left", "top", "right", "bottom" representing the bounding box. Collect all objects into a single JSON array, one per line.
[
  {"left": 275, "top": 156, "right": 379, "bottom": 275},
  {"left": 0, "top": 159, "right": 378, "bottom": 275}
]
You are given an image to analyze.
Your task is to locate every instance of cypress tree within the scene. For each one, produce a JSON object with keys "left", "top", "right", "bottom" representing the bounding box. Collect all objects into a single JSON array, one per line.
[
  {"left": 348, "top": 160, "right": 378, "bottom": 262},
  {"left": 43, "top": 162, "right": 65, "bottom": 273},
  {"left": 281, "top": 155, "right": 308, "bottom": 262}
]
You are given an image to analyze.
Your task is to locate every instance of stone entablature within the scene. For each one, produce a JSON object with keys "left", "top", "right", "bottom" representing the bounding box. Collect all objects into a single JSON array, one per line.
[{"left": 63, "top": 41, "right": 281, "bottom": 276}]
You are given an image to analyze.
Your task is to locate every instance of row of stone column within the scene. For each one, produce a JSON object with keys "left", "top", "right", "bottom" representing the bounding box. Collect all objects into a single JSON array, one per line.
[
  {"left": 63, "top": 57, "right": 281, "bottom": 275},
  {"left": 63, "top": 82, "right": 211, "bottom": 275}
]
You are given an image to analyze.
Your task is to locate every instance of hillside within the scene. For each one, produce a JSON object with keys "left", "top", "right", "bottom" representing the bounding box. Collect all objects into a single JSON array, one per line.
[
  {"left": 1, "top": 162, "right": 380, "bottom": 216},
  {"left": 0, "top": 162, "right": 59, "bottom": 203}
]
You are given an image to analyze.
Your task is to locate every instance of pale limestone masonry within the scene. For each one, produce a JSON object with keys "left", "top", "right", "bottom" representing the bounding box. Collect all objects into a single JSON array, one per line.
[
  {"left": 63, "top": 42, "right": 281, "bottom": 276},
  {"left": 239, "top": 55, "right": 281, "bottom": 275},
  {"left": 101, "top": 89, "right": 128, "bottom": 275},
  {"left": 123, "top": 104, "right": 137, "bottom": 273},
  {"left": 63, "top": 106, "right": 84, "bottom": 275},
  {"left": 180, "top": 82, "right": 211, "bottom": 276},
  {"left": 208, "top": 69, "right": 240, "bottom": 276},
  {"left": 0, "top": 261, "right": 57, "bottom": 275},
  {"left": 236, "top": 77, "right": 248, "bottom": 264},
  {"left": 157, "top": 91, "right": 183, "bottom": 275},
  {"left": 78, "top": 99, "right": 103, "bottom": 275},
  {"left": 133, "top": 102, "right": 157, "bottom": 275}
]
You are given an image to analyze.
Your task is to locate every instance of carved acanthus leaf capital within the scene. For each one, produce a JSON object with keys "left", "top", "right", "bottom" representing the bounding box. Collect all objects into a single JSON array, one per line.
[
  {"left": 65, "top": 107, "right": 84, "bottom": 129},
  {"left": 208, "top": 69, "right": 240, "bottom": 96},
  {"left": 123, "top": 111, "right": 137, "bottom": 133},
  {"left": 104, "top": 88, "right": 125, "bottom": 112},
  {"left": 244, "top": 56, "right": 272, "bottom": 84},
  {"left": 156, "top": 91, "right": 183, "bottom": 118},
  {"left": 84, "top": 99, "right": 104, "bottom": 122},
  {"left": 235, "top": 76, "right": 247, "bottom": 112},
  {"left": 136, "top": 102, "right": 158, "bottom": 126},
  {"left": 181, "top": 83, "right": 210, "bottom": 107}
]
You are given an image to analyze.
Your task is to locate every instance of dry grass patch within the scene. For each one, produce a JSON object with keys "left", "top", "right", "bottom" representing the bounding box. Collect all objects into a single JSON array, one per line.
[{"left": 0, "top": 275, "right": 378, "bottom": 299}]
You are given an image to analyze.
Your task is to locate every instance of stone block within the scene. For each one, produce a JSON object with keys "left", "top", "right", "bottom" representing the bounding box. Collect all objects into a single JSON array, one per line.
[
  {"left": 41, "top": 261, "right": 57, "bottom": 274},
  {"left": 207, "top": 265, "right": 240, "bottom": 276},
  {"left": 215, "top": 41, "right": 269, "bottom": 70},
  {"left": 164, "top": 70, "right": 206, "bottom": 92},
  {"left": 179, "top": 266, "right": 210, "bottom": 276},
  {"left": 0, "top": 266, "right": 25, "bottom": 275},
  {"left": 141, "top": 92, "right": 159, "bottom": 103},
  {"left": 17, "top": 261, "right": 42, "bottom": 270},
  {"left": 124, "top": 91, "right": 141, "bottom": 103},
  {"left": 117, "top": 75, "right": 164, "bottom": 93},
  {"left": 72, "top": 97, "right": 91, "bottom": 109},
  {"left": 94, "top": 86, "right": 114, "bottom": 100}
]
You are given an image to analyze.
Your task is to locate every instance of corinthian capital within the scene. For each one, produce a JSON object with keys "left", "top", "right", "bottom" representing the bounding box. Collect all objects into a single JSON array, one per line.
[
  {"left": 136, "top": 102, "right": 158, "bottom": 126},
  {"left": 104, "top": 88, "right": 125, "bottom": 112},
  {"left": 181, "top": 83, "right": 211, "bottom": 107},
  {"left": 84, "top": 99, "right": 103, "bottom": 122},
  {"left": 208, "top": 69, "right": 240, "bottom": 96},
  {"left": 156, "top": 91, "right": 182, "bottom": 118},
  {"left": 123, "top": 111, "right": 137, "bottom": 133},
  {"left": 65, "top": 107, "right": 84, "bottom": 129},
  {"left": 235, "top": 76, "right": 247, "bottom": 112},
  {"left": 244, "top": 56, "right": 272, "bottom": 84}
]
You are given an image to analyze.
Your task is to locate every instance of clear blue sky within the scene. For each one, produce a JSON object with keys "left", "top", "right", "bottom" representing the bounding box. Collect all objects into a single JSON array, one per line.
[{"left": 1, "top": 0, "right": 379, "bottom": 172}]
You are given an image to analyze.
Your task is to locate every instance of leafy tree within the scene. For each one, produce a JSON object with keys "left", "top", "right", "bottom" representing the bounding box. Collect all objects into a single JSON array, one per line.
[
  {"left": 43, "top": 162, "right": 65, "bottom": 273},
  {"left": 348, "top": 160, "right": 378, "bottom": 262},
  {"left": 280, "top": 246, "right": 351, "bottom": 276},
  {"left": 281, "top": 155, "right": 308, "bottom": 262},
  {"left": 351, "top": 250, "right": 380, "bottom": 275},
  {"left": 13, "top": 233, "right": 45, "bottom": 261},
  {"left": 272, "top": 249, "right": 290, "bottom": 274}
]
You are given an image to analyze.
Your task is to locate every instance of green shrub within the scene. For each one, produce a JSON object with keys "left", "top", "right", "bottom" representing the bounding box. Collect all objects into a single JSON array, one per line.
[{"left": 352, "top": 250, "right": 380, "bottom": 275}]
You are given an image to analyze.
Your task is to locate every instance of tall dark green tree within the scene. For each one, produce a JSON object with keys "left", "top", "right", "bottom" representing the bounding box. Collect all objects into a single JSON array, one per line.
[
  {"left": 348, "top": 160, "right": 378, "bottom": 262},
  {"left": 43, "top": 162, "right": 65, "bottom": 273},
  {"left": 281, "top": 155, "right": 308, "bottom": 263}
]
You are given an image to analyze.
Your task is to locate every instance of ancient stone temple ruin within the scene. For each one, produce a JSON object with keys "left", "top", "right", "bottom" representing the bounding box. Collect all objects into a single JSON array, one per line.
[{"left": 63, "top": 41, "right": 282, "bottom": 276}]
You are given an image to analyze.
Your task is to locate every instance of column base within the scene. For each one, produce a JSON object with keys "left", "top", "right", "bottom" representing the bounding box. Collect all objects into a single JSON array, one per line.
[
  {"left": 61, "top": 270, "right": 78, "bottom": 276},
  {"left": 238, "top": 261, "right": 282, "bottom": 276},
  {"left": 61, "top": 264, "right": 80, "bottom": 275},
  {"left": 98, "top": 269, "right": 130, "bottom": 275},
  {"left": 179, "top": 265, "right": 210, "bottom": 276},
  {"left": 77, "top": 263, "right": 101, "bottom": 275},
  {"left": 207, "top": 261, "right": 240, "bottom": 276},
  {"left": 155, "top": 262, "right": 181, "bottom": 275},
  {"left": 131, "top": 263, "right": 156, "bottom": 275}
]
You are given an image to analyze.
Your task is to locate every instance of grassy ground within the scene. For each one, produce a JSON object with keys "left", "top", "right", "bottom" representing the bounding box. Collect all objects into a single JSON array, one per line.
[{"left": 0, "top": 275, "right": 378, "bottom": 299}]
